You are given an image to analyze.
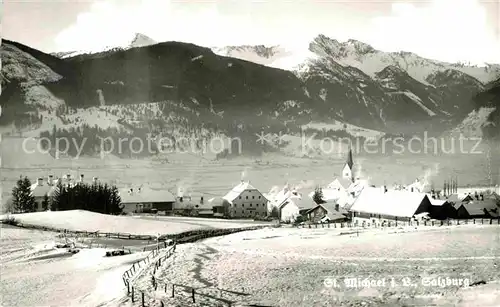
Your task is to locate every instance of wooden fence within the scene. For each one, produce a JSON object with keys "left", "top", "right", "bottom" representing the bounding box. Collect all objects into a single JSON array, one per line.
[
  {"left": 295, "top": 218, "right": 500, "bottom": 229},
  {"left": 124, "top": 226, "right": 274, "bottom": 306}
]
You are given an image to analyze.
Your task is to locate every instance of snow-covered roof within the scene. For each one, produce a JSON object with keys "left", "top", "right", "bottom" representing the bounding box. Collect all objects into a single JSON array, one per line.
[
  {"left": 459, "top": 200, "right": 498, "bottom": 217},
  {"left": 222, "top": 181, "right": 263, "bottom": 203},
  {"left": 119, "top": 187, "right": 175, "bottom": 204},
  {"left": 428, "top": 198, "right": 448, "bottom": 206},
  {"left": 446, "top": 193, "right": 473, "bottom": 203},
  {"left": 308, "top": 188, "right": 345, "bottom": 202},
  {"left": 306, "top": 201, "right": 346, "bottom": 220},
  {"left": 30, "top": 182, "right": 58, "bottom": 198},
  {"left": 350, "top": 187, "right": 430, "bottom": 218},
  {"left": 277, "top": 190, "right": 314, "bottom": 210},
  {"left": 326, "top": 178, "right": 353, "bottom": 190}
]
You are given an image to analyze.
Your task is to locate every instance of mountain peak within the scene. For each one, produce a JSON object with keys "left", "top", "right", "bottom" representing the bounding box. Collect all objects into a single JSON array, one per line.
[
  {"left": 309, "top": 35, "right": 376, "bottom": 58},
  {"left": 129, "top": 33, "right": 157, "bottom": 48}
]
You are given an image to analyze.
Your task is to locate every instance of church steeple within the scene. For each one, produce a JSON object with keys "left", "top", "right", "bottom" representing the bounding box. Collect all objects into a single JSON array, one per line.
[
  {"left": 342, "top": 146, "right": 354, "bottom": 182},
  {"left": 346, "top": 147, "right": 353, "bottom": 170}
]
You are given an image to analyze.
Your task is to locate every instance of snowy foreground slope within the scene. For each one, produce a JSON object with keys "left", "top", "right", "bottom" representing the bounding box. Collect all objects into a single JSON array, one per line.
[
  {"left": 135, "top": 226, "right": 500, "bottom": 307},
  {"left": 1, "top": 210, "right": 269, "bottom": 235},
  {"left": 0, "top": 225, "right": 150, "bottom": 307}
]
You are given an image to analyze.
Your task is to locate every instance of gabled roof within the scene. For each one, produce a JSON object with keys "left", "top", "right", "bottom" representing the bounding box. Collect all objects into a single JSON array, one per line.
[
  {"left": 119, "top": 187, "right": 175, "bottom": 203},
  {"left": 222, "top": 181, "right": 264, "bottom": 203},
  {"left": 278, "top": 192, "right": 315, "bottom": 210},
  {"left": 307, "top": 201, "right": 347, "bottom": 220},
  {"left": 428, "top": 197, "right": 450, "bottom": 207},
  {"left": 320, "top": 200, "right": 349, "bottom": 216},
  {"left": 327, "top": 178, "right": 353, "bottom": 190},
  {"left": 308, "top": 188, "right": 346, "bottom": 202},
  {"left": 30, "top": 183, "right": 58, "bottom": 197},
  {"left": 459, "top": 199, "right": 499, "bottom": 216},
  {"left": 350, "top": 187, "right": 429, "bottom": 218},
  {"left": 446, "top": 193, "right": 473, "bottom": 203}
]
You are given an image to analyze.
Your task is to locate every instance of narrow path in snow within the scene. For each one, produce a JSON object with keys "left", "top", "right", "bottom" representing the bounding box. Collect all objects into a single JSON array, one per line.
[{"left": 189, "top": 245, "right": 218, "bottom": 287}]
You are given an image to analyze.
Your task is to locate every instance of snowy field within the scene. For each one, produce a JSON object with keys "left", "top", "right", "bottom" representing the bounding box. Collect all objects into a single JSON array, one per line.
[
  {"left": 0, "top": 225, "right": 150, "bottom": 307},
  {"left": 136, "top": 225, "right": 500, "bottom": 306},
  {"left": 0, "top": 210, "right": 271, "bottom": 235}
]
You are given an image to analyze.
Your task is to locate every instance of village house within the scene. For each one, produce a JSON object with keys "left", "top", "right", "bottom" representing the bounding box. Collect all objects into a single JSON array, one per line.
[
  {"left": 274, "top": 187, "right": 315, "bottom": 223},
  {"left": 29, "top": 176, "right": 58, "bottom": 211},
  {"left": 222, "top": 181, "right": 268, "bottom": 218},
  {"left": 456, "top": 198, "right": 500, "bottom": 219},
  {"left": 173, "top": 189, "right": 214, "bottom": 216},
  {"left": 349, "top": 187, "right": 433, "bottom": 224},
  {"left": 304, "top": 200, "right": 348, "bottom": 223},
  {"left": 120, "top": 186, "right": 175, "bottom": 214}
]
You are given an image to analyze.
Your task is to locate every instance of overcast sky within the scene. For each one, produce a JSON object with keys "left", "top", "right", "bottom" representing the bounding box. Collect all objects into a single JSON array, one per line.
[{"left": 2, "top": 0, "right": 499, "bottom": 64}]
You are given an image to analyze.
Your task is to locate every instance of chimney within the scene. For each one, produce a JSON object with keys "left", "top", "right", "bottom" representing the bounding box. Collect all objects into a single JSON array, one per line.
[
  {"left": 200, "top": 196, "right": 204, "bottom": 204},
  {"left": 66, "top": 174, "right": 71, "bottom": 181},
  {"left": 37, "top": 177, "right": 43, "bottom": 186},
  {"left": 384, "top": 185, "right": 387, "bottom": 193},
  {"left": 80, "top": 174, "right": 84, "bottom": 183},
  {"left": 480, "top": 194, "right": 484, "bottom": 201},
  {"left": 92, "top": 177, "right": 98, "bottom": 183},
  {"left": 47, "top": 175, "right": 53, "bottom": 186},
  {"left": 411, "top": 187, "right": 414, "bottom": 192}
]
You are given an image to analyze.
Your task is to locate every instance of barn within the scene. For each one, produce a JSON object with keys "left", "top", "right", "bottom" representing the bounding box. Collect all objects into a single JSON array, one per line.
[
  {"left": 350, "top": 187, "right": 432, "bottom": 224},
  {"left": 120, "top": 187, "right": 175, "bottom": 214}
]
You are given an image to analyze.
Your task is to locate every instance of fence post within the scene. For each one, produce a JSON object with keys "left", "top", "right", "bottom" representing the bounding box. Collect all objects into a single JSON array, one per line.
[
  {"left": 481, "top": 218, "right": 483, "bottom": 224},
  {"left": 165, "top": 283, "right": 167, "bottom": 293},
  {"left": 131, "top": 287, "right": 135, "bottom": 302},
  {"left": 127, "top": 282, "right": 130, "bottom": 294},
  {"left": 192, "top": 288, "right": 195, "bottom": 303},
  {"left": 141, "top": 292, "right": 145, "bottom": 307},
  {"left": 473, "top": 219, "right": 475, "bottom": 224},
  {"left": 172, "top": 284, "right": 175, "bottom": 298},
  {"left": 490, "top": 219, "right": 493, "bottom": 225}
]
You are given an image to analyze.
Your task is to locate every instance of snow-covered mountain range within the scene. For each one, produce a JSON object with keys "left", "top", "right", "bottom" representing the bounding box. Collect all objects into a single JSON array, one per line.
[
  {"left": 50, "top": 33, "right": 157, "bottom": 59},
  {"left": 3, "top": 32, "right": 499, "bottom": 152}
]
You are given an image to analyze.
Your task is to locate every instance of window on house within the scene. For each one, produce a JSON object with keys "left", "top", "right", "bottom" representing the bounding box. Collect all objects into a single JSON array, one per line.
[
  {"left": 246, "top": 196, "right": 248, "bottom": 199},
  {"left": 239, "top": 196, "right": 241, "bottom": 199},
  {"left": 250, "top": 203, "right": 252, "bottom": 207},
  {"left": 252, "top": 196, "right": 254, "bottom": 199},
  {"left": 259, "top": 196, "right": 261, "bottom": 199},
  {"left": 242, "top": 204, "right": 244, "bottom": 207}
]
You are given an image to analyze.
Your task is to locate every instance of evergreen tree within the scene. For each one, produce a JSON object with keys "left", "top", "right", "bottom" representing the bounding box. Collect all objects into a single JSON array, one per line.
[
  {"left": 11, "top": 176, "right": 36, "bottom": 212},
  {"left": 312, "top": 187, "right": 325, "bottom": 204},
  {"left": 41, "top": 194, "right": 50, "bottom": 211},
  {"left": 51, "top": 181, "right": 64, "bottom": 211}
]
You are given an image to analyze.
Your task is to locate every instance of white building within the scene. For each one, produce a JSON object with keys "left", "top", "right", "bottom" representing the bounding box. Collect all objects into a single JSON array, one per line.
[{"left": 222, "top": 181, "right": 268, "bottom": 218}]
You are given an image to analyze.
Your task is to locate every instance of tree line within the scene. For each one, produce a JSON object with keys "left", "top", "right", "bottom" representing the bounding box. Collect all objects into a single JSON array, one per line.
[{"left": 10, "top": 176, "right": 122, "bottom": 215}]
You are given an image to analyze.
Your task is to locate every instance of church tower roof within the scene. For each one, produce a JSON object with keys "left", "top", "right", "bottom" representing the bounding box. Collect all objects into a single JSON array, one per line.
[{"left": 346, "top": 147, "right": 354, "bottom": 169}]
